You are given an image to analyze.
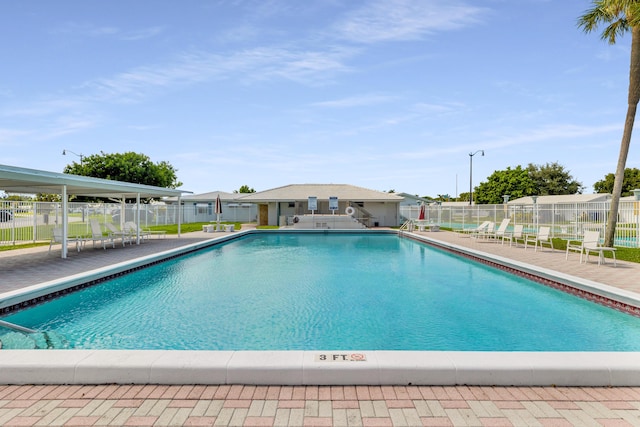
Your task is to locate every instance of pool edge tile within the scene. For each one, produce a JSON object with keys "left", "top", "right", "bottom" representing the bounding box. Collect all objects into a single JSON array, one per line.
[
  {"left": 227, "top": 351, "right": 304, "bottom": 385},
  {"left": 375, "top": 351, "right": 456, "bottom": 385},
  {"left": 303, "top": 351, "right": 381, "bottom": 385},
  {"left": 74, "top": 350, "right": 166, "bottom": 384},
  {"left": 0, "top": 350, "right": 93, "bottom": 384},
  {"left": 150, "top": 350, "right": 234, "bottom": 384}
]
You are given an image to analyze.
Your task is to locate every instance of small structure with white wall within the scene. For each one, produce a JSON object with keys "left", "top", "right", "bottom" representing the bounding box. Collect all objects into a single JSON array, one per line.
[{"left": 238, "top": 184, "right": 403, "bottom": 228}]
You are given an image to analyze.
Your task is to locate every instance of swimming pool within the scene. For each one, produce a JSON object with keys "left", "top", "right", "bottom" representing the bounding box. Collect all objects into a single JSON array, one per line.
[{"left": 2, "top": 232, "right": 639, "bottom": 352}]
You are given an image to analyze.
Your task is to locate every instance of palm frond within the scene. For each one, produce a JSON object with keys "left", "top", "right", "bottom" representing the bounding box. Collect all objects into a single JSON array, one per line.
[{"left": 578, "top": 0, "right": 640, "bottom": 43}]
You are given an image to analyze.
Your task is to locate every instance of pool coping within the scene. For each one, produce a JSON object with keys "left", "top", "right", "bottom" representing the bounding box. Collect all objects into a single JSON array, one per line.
[{"left": 1, "top": 229, "right": 639, "bottom": 386}]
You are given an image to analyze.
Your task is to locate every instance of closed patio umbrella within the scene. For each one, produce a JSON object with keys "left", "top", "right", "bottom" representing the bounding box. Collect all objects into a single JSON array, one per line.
[
  {"left": 215, "top": 194, "right": 223, "bottom": 228},
  {"left": 418, "top": 203, "right": 426, "bottom": 221}
]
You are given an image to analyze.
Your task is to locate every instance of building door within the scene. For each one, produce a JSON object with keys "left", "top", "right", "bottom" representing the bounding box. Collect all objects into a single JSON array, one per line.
[{"left": 259, "top": 204, "right": 269, "bottom": 226}]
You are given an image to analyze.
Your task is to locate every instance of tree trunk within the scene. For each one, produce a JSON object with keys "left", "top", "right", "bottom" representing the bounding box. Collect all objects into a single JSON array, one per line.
[{"left": 605, "top": 26, "right": 640, "bottom": 247}]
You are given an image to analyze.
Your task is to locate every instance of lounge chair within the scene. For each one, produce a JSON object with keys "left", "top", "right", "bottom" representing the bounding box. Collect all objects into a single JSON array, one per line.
[
  {"left": 124, "top": 221, "right": 150, "bottom": 242},
  {"left": 506, "top": 224, "right": 525, "bottom": 247},
  {"left": 524, "top": 226, "right": 554, "bottom": 252},
  {"left": 457, "top": 220, "right": 491, "bottom": 237},
  {"left": 124, "top": 221, "right": 167, "bottom": 241},
  {"left": 105, "top": 222, "right": 132, "bottom": 247},
  {"left": 488, "top": 218, "right": 511, "bottom": 244},
  {"left": 472, "top": 221, "right": 494, "bottom": 239},
  {"left": 567, "top": 230, "right": 616, "bottom": 266},
  {"left": 48, "top": 227, "right": 80, "bottom": 253},
  {"left": 89, "top": 219, "right": 115, "bottom": 250}
]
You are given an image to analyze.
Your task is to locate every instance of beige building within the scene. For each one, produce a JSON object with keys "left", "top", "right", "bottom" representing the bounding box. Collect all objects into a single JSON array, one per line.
[{"left": 238, "top": 184, "right": 404, "bottom": 227}]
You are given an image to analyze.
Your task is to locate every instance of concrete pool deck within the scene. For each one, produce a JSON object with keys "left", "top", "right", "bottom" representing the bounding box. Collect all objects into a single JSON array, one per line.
[{"left": 0, "top": 228, "right": 640, "bottom": 425}]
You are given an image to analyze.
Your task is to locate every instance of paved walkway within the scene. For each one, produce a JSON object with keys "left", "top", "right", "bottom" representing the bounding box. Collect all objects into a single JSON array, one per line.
[
  {"left": 0, "top": 229, "right": 639, "bottom": 426},
  {"left": 1, "top": 384, "right": 639, "bottom": 426}
]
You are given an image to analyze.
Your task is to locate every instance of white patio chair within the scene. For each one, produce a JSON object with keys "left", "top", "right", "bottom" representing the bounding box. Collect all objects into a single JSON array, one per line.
[
  {"left": 89, "top": 219, "right": 115, "bottom": 250},
  {"left": 457, "top": 220, "right": 491, "bottom": 237},
  {"left": 124, "top": 221, "right": 167, "bottom": 240},
  {"left": 472, "top": 221, "right": 494, "bottom": 239},
  {"left": 105, "top": 222, "right": 133, "bottom": 247},
  {"left": 524, "top": 226, "right": 554, "bottom": 252},
  {"left": 488, "top": 218, "right": 511, "bottom": 244},
  {"left": 506, "top": 224, "right": 525, "bottom": 247},
  {"left": 48, "top": 227, "right": 80, "bottom": 253},
  {"left": 580, "top": 230, "right": 617, "bottom": 266}
]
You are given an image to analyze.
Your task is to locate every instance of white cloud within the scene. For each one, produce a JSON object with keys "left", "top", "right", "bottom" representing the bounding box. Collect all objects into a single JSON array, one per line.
[
  {"left": 311, "top": 94, "right": 398, "bottom": 108},
  {"left": 334, "top": 0, "right": 485, "bottom": 44},
  {"left": 84, "top": 45, "right": 354, "bottom": 103},
  {"left": 120, "top": 26, "right": 166, "bottom": 41},
  {"left": 38, "top": 116, "right": 98, "bottom": 140},
  {"left": 52, "top": 22, "right": 164, "bottom": 41}
]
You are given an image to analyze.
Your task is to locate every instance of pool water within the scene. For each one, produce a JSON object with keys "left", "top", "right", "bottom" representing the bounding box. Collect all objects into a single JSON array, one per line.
[{"left": 2, "top": 232, "right": 640, "bottom": 351}]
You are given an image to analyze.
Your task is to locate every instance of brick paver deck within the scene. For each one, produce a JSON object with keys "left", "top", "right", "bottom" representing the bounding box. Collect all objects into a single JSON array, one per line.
[{"left": 1, "top": 228, "right": 639, "bottom": 426}]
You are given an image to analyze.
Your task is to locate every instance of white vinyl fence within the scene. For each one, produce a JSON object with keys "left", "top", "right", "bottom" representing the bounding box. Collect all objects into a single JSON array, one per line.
[
  {"left": 0, "top": 200, "right": 261, "bottom": 246},
  {"left": 0, "top": 201, "right": 179, "bottom": 246},
  {"left": 2, "top": 200, "right": 639, "bottom": 248},
  {"left": 400, "top": 200, "right": 640, "bottom": 248}
]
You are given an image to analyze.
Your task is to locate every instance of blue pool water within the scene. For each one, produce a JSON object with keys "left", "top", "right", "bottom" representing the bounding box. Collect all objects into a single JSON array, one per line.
[{"left": 2, "top": 232, "right": 640, "bottom": 351}]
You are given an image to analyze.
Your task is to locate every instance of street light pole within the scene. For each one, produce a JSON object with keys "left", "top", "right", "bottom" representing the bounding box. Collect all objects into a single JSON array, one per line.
[
  {"left": 469, "top": 150, "right": 484, "bottom": 205},
  {"left": 62, "top": 149, "right": 84, "bottom": 165}
]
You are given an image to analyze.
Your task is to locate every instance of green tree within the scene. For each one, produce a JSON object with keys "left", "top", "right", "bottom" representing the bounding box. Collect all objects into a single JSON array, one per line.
[
  {"left": 579, "top": 0, "right": 640, "bottom": 246},
  {"left": 234, "top": 185, "right": 256, "bottom": 193},
  {"left": 474, "top": 166, "right": 535, "bottom": 204},
  {"left": 64, "top": 152, "right": 182, "bottom": 190},
  {"left": 526, "top": 162, "right": 584, "bottom": 195},
  {"left": 36, "top": 193, "right": 61, "bottom": 202},
  {"left": 473, "top": 163, "right": 581, "bottom": 204},
  {"left": 594, "top": 167, "right": 640, "bottom": 194}
]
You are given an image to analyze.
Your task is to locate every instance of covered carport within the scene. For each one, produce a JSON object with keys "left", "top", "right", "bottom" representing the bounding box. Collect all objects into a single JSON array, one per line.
[{"left": 0, "top": 164, "right": 190, "bottom": 258}]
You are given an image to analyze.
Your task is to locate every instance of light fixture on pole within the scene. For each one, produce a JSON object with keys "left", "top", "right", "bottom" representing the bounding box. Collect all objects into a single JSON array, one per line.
[
  {"left": 503, "top": 194, "right": 510, "bottom": 217},
  {"left": 62, "top": 149, "right": 84, "bottom": 165},
  {"left": 469, "top": 150, "right": 484, "bottom": 205},
  {"left": 633, "top": 190, "right": 640, "bottom": 248},
  {"left": 531, "top": 195, "right": 538, "bottom": 231}
]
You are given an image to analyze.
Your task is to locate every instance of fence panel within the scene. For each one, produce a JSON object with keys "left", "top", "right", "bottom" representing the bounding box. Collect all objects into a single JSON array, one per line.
[
  {"left": 2, "top": 200, "right": 639, "bottom": 247},
  {"left": 400, "top": 201, "right": 639, "bottom": 248}
]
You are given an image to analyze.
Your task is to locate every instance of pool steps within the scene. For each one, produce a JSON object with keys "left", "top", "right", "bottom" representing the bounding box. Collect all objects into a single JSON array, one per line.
[{"left": 0, "top": 319, "right": 37, "bottom": 334}]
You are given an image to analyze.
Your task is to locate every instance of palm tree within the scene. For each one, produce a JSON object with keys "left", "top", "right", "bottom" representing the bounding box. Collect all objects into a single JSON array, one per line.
[{"left": 578, "top": 0, "right": 640, "bottom": 246}]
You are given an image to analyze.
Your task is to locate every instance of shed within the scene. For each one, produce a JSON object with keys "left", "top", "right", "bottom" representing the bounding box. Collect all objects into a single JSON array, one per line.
[{"left": 165, "top": 191, "right": 257, "bottom": 223}]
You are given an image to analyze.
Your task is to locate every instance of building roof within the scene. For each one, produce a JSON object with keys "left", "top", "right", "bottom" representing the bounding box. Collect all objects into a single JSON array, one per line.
[
  {"left": 0, "top": 164, "right": 189, "bottom": 199},
  {"left": 508, "top": 194, "right": 611, "bottom": 204},
  {"left": 238, "top": 184, "right": 404, "bottom": 202},
  {"left": 165, "top": 190, "right": 240, "bottom": 202},
  {"left": 397, "top": 193, "right": 431, "bottom": 204}
]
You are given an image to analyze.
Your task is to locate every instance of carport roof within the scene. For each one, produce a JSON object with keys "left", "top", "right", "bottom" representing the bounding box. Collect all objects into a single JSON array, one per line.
[{"left": 0, "top": 164, "right": 190, "bottom": 199}]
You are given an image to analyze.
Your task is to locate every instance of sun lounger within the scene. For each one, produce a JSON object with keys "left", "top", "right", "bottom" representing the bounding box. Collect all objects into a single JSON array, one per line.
[
  {"left": 457, "top": 220, "right": 491, "bottom": 237},
  {"left": 505, "top": 224, "right": 524, "bottom": 247},
  {"left": 124, "top": 221, "right": 167, "bottom": 241},
  {"left": 488, "top": 218, "right": 511, "bottom": 244},
  {"left": 48, "top": 228, "right": 81, "bottom": 253},
  {"left": 89, "top": 219, "right": 115, "bottom": 250},
  {"left": 567, "top": 230, "right": 616, "bottom": 266},
  {"left": 105, "top": 222, "right": 133, "bottom": 247},
  {"left": 472, "top": 221, "right": 494, "bottom": 239},
  {"left": 524, "top": 226, "right": 554, "bottom": 252}
]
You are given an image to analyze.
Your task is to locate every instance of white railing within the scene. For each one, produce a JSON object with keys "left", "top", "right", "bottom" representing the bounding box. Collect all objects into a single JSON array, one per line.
[
  {"left": 0, "top": 201, "right": 257, "bottom": 246},
  {"left": 400, "top": 200, "right": 640, "bottom": 248},
  {"left": 1, "top": 200, "right": 639, "bottom": 247}
]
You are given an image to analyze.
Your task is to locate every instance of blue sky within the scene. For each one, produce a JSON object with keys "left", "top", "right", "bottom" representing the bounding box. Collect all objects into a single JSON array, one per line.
[{"left": 1, "top": 0, "right": 639, "bottom": 198}]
